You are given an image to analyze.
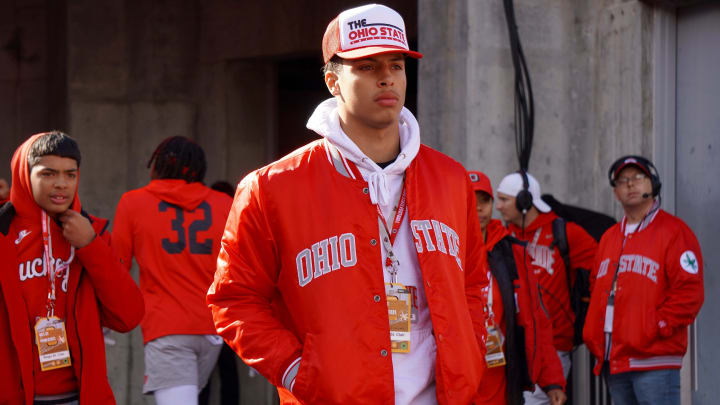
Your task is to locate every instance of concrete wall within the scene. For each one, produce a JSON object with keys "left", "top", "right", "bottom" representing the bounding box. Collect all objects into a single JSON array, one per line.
[
  {"left": 418, "top": 0, "right": 659, "bottom": 220},
  {"left": 676, "top": 5, "right": 720, "bottom": 404},
  {"left": 0, "top": 0, "right": 66, "bottom": 181}
]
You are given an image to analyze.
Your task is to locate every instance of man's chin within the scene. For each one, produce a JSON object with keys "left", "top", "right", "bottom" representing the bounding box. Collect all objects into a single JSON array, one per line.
[{"left": 41, "top": 204, "right": 70, "bottom": 217}]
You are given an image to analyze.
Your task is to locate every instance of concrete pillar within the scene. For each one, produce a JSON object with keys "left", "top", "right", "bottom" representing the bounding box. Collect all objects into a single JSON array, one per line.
[
  {"left": 0, "top": 0, "right": 65, "bottom": 181},
  {"left": 418, "top": 0, "right": 658, "bottom": 218}
]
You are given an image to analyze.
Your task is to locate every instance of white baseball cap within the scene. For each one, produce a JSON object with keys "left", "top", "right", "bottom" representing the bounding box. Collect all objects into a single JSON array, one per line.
[
  {"left": 496, "top": 172, "right": 551, "bottom": 213},
  {"left": 322, "top": 4, "right": 423, "bottom": 64}
]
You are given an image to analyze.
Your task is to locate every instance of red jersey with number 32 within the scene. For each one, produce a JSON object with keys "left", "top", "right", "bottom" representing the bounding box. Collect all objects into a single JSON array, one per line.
[{"left": 112, "top": 179, "right": 232, "bottom": 343}]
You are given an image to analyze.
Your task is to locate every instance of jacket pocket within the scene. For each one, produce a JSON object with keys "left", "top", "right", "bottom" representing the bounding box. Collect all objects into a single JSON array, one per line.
[{"left": 290, "top": 333, "right": 317, "bottom": 403}]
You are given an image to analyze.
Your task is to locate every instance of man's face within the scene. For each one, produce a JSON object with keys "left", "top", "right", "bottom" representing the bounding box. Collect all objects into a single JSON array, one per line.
[
  {"left": 495, "top": 192, "right": 522, "bottom": 226},
  {"left": 613, "top": 166, "right": 653, "bottom": 208},
  {"left": 30, "top": 155, "right": 78, "bottom": 217},
  {"left": 475, "top": 191, "right": 493, "bottom": 230},
  {"left": 329, "top": 53, "right": 407, "bottom": 130}
]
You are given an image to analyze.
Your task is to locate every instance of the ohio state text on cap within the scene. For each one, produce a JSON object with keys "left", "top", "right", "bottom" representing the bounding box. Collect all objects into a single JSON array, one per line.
[{"left": 322, "top": 4, "right": 423, "bottom": 64}]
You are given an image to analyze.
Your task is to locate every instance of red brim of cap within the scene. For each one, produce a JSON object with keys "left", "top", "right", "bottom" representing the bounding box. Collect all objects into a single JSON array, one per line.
[
  {"left": 335, "top": 46, "right": 423, "bottom": 62},
  {"left": 614, "top": 162, "right": 651, "bottom": 179}
]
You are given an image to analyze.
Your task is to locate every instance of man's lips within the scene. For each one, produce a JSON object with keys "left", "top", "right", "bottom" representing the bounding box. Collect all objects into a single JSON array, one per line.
[
  {"left": 50, "top": 195, "right": 69, "bottom": 204},
  {"left": 375, "top": 93, "right": 399, "bottom": 107}
]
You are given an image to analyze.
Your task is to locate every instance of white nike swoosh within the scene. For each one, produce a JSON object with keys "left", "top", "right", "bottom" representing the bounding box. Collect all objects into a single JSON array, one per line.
[{"left": 15, "top": 230, "right": 31, "bottom": 245}]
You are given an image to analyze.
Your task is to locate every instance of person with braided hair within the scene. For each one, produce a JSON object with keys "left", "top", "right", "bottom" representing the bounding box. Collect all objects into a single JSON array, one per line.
[{"left": 112, "top": 136, "right": 232, "bottom": 405}]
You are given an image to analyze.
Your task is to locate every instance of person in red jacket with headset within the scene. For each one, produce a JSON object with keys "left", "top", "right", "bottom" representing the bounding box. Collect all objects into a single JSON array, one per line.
[
  {"left": 207, "top": 4, "right": 488, "bottom": 405},
  {"left": 583, "top": 156, "right": 704, "bottom": 405},
  {"left": 495, "top": 171, "right": 598, "bottom": 405},
  {"left": 0, "top": 131, "right": 144, "bottom": 405},
  {"left": 469, "top": 171, "right": 566, "bottom": 405}
]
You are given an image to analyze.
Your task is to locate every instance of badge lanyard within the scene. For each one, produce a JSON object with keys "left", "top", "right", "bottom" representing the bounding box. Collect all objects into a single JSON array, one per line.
[
  {"left": 603, "top": 211, "right": 656, "bottom": 360},
  {"left": 41, "top": 211, "right": 75, "bottom": 318},
  {"left": 376, "top": 184, "right": 412, "bottom": 353},
  {"left": 484, "top": 272, "right": 506, "bottom": 367},
  {"left": 36, "top": 211, "right": 75, "bottom": 371},
  {"left": 376, "top": 184, "right": 407, "bottom": 283},
  {"left": 485, "top": 272, "right": 496, "bottom": 324}
]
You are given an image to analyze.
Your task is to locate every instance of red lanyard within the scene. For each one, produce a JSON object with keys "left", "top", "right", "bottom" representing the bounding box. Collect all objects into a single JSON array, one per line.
[
  {"left": 41, "top": 211, "right": 74, "bottom": 317},
  {"left": 376, "top": 185, "right": 407, "bottom": 282}
]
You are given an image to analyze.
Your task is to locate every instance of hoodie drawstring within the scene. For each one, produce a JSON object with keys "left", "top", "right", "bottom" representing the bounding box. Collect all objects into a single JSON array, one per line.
[{"left": 367, "top": 171, "right": 391, "bottom": 206}]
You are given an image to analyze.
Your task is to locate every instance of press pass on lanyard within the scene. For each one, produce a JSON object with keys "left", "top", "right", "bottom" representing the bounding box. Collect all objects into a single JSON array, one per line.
[{"left": 35, "top": 210, "right": 74, "bottom": 371}]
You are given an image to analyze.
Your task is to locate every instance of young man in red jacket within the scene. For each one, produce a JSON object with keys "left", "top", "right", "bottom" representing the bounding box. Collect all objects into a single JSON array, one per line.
[
  {"left": 495, "top": 171, "right": 598, "bottom": 405},
  {"left": 583, "top": 156, "right": 704, "bottom": 405},
  {"left": 112, "top": 136, "right": 232, "bottom": 405},
  {"left": 469, "top": 171, "right": 566, "bottom": 405},
  {"left": 207, "top": 4, "right": 488, "bottom": 405},
  {"left": 0, "top": 131, "right": 144, "bottom": 405}
]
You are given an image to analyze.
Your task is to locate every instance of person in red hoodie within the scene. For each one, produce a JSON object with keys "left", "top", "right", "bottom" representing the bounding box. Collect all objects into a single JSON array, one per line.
[
  {"left": 494, "top": 171, "right": 598, "bottom": 405},
  {"left": 0, "top": 131, "right": 144, "bottom": 405},
  {"left": 583, "top": 156, "right": 703, "bottom": 405},
  {"left": 111, "top": 136, "right": 232, "bottom": 405},
  {"left": 469, "top": 171, "right": 566, "bottom": 405}
]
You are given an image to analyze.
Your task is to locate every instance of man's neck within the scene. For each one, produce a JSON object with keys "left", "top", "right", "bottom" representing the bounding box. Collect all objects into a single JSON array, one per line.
[
  {"left": 624, "top": 199, "right": 655, "bottom": 224},
  {"left": 338, "top": 118, "right": 401, "bottom": 164},
  {"left": 512, "top": 207, "right": 539, "bottom": 229}
]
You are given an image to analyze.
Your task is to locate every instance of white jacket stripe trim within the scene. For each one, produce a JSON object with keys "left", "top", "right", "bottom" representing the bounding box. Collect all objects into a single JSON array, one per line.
[
  {"left": 339, "top": 154, "right": 356, "bottom": 180},
  {"left": 282, "top": 357, "right": 301, "bottom": 392},
  {"left": 327, "top": 143, "right": 352, "bottom": 179},
  {"left": 628, "top": 355, "right": 682, "bottom": 368}
]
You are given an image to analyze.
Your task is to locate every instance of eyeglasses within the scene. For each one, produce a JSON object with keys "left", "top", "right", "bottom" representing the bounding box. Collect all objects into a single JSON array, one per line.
[{"left": 615, "top": 173, "right": 647, "bottom": 186}]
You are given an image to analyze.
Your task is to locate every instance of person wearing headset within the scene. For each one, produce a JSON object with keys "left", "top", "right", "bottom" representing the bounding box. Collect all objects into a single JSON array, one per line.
[
  {"left": 495, "top": 171, "right": 598, "bottom": 405},
  {"left": 469, "top": 170, "right": 566, "bottom": 405},
  {"left": 583, "top": 156, "right": 704, "bottom": 405}
]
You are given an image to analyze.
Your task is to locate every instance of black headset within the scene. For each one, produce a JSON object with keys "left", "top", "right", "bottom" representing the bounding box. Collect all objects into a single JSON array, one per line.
[
  {"left": 515, "top": 170, "right": 534, "bottom": 214},
  {"left": 608, "top": 155, "right": 662, "bottom": 197}
]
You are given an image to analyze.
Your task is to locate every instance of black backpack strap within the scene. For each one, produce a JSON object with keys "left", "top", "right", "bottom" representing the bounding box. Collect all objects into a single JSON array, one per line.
[{"left": 551, "top": 218, "right": 572, "bottom": 292}]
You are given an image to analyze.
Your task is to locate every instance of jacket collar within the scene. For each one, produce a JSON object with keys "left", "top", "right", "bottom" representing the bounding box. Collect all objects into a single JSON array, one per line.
[
  {"left": 307, "top": 98, "right": 421, "bottom": 206},
  {"left": 620, "top": 200, "right": 661, "bottom": 235}
]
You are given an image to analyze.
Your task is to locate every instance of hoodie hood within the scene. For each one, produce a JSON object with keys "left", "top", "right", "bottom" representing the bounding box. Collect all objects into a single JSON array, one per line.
[
  {"left": 10, "top": 133, "right": 82, "bottom": 221},
  {"left": 306, "top": 98, "right": 420, "bottom": 206},
  {"left": 145, "top": 179, "right": 211, "bottom": 211}
]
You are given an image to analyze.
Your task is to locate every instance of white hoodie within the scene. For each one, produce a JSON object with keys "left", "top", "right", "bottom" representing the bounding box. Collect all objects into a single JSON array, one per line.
[{"left": 307, "top": 98, "right": 438, "bottom": 405}]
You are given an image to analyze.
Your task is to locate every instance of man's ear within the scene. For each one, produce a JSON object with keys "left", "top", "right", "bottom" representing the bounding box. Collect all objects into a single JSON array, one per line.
[{"left": 324, "top": 71, "right": 340, "bottom": 96}]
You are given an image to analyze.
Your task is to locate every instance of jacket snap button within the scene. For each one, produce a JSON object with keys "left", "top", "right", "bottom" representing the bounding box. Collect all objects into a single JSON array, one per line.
[
  {"left": 373, "top": 295, "right": 381, "bottom": 302},
  {"left": 380, "top": 349, "right": 388, "bottom": 357},
  {"left": 370, "top": 239, "right": 377, "bottom": 246},
  {"left": 363, "top": 187, "right": 369, "bottom": 194}
]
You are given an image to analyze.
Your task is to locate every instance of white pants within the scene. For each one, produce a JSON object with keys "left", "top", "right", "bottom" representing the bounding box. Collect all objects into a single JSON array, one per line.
[{"left": 523, "top": 350, "right": 571, "bottom": 405}]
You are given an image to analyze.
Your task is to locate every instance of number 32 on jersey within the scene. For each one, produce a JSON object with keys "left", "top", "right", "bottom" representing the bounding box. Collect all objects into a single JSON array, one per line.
[{"left": 159, "top": 201, "right": 213, "bottom": 255}]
